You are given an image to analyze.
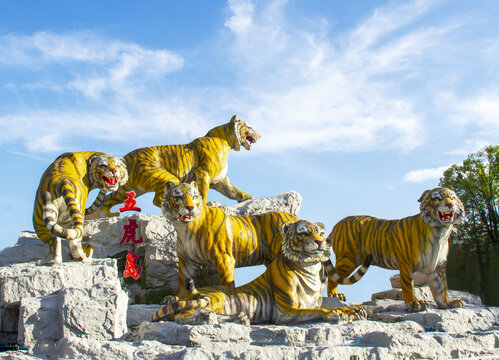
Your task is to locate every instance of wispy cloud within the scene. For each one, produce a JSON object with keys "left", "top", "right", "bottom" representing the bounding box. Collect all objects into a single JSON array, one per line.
[
  {"left": 0, "top": 1, "right": 497, "bottom": 155},
  {"left": 404, "top": 165, "right": 450, "bottom": 183}
]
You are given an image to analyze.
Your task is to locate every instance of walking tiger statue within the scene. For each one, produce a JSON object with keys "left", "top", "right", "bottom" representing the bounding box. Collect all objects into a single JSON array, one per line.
[
  {"left": 327, "top": 187, "right": 465, "bottom": 313},
  {"left": 99, "top": 115, "right": 260, "bottom": 217},
  {"left": 152, "top": 220, "right": 367, "bottom": 325},
  {"left": 161, "top": 181, "right": 297, "bottom": 297},
  {"left": 33, "top": 151, "right": 128, "bottom": 265}
]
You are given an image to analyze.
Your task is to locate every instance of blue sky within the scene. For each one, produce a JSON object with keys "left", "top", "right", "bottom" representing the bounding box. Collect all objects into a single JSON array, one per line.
[{"left": 1, "top": 0, "right": 498, "bottom": 302}]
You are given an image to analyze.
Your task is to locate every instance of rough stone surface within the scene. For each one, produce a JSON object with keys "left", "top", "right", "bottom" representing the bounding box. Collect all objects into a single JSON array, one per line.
[
  {"left": 218, "top": 191, "right": 302, "bottom": 216},
  {"left": 0, "top": 259, "right": 127, "bottom": 353},
  {"left": 2, "top": 191, "right": 499, "bottom": 360},
  {"left": 371, "top": 286, "right": 483, "bottom": 306},
  {"left": 127, "top": 304, "right": 162, "bottom": 328}
]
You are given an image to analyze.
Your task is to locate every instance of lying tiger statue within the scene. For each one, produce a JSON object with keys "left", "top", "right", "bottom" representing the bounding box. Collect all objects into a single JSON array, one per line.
[
  {"left": 161, "top": 181, "right": 297, "bottom": 297},
  {"left": 152, "top": 220, "right": 367, "bottom": 325},
  {"left": 327, "top": 187, "right": 465, "bottom": 312},
  {"left": 99, "top": 115, "right": 260, "bottom": 217},
  {"left": 33, "top": 152, "right": 128, "bottom": 264}
]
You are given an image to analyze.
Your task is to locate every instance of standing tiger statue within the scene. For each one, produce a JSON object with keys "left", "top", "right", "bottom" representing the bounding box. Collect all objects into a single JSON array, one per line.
[
  {"left": 152, "top": 220, "right": 367, "bottom": 325},
  {"left": 33, "top": 152, "right": 128, "bottom": 265},
  {"left": 99, "top": 115, "right": 260, "bottom": 217},
  {"left": 161, "top": 181, "right": 297, "bottom": 297},
  {"left": 327, "top": 187, "right": 465, "bottom": 313}
]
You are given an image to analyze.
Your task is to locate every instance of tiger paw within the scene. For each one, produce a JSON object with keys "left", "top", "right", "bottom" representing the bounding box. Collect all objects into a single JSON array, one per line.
[
  {"left": 236, "top": 192, "right": 253, "bottom": 202},
  {"left": 236, "top": 312, "right": 250, "bottom": 326},
  {"left": 407, "top": 299, "right": 429, "bottom": 313},
  {"left": 349, "top": 307, "right": 368, "bottom": 321},
  {"left": 207, "top": 201, "right": 221, "bottom": 207},
  {"left": 82, "top": 243, "right": 94, "bottom": 259},
  {"left": 160, "top": 295, "right": 179, "bottom": 305},
  {"left": 99, "top": 207, "right": 120, "bottom": 218},
  {"left": 328, "top": 289, "right": 346, "bottom": 302},
  {"left": 448, "top": 299, "right": 464, "bottom": 308}
]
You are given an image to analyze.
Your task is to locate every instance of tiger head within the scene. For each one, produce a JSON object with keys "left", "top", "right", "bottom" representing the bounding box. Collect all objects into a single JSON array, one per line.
[
  {"left": 418, "top": 187, "right": 465, "bottom": 227},
  {"left": 229, "top": 115, "right": 260, "bottom": 151},
  {"left": 281, "top": 220, "right": 330, "bottom": 263},
  {"left": 88, "top": 154, "right": 128, "bottom": 192},
  {"left": 162, "top": 182, "right": 203, "bottom": 223}
]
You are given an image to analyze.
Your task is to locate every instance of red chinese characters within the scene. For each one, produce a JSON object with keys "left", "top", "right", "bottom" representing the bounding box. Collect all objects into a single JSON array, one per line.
[
  {"left": 123, "top": 250, "right": 141, "bottom": 280},
  {"left": 119, "top": 191, "right": 142, "bottom": 213},
  {"left": 120, "top": 219, "right": 143, "bottom": 244},
  {"left": 120, "top": 191, "right": 142, "bottom": 279}
]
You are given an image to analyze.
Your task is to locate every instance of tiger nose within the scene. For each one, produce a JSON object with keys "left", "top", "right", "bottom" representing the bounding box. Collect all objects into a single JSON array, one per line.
[
  {"left": 186, "top": 205, "right": 194, "bottom": 211},
  {"left": 110, "top": 168, "right": 116, "bottom": 175},
  {"left": 445, "top": 203, "right": 453, "bottom": 209},
  {"left": 315, "top": 239, "right": 323, "bottom": 246}
]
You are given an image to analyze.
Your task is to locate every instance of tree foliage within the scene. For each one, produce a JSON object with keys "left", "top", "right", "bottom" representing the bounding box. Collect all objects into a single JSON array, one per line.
[{"left": 439, "top": 145, "right": 499, "bottom": 305}]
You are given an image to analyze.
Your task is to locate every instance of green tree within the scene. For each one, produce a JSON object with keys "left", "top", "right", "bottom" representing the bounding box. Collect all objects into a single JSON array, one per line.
[{"left": 439, "top": 145, "right": 499, "bottom": 305}]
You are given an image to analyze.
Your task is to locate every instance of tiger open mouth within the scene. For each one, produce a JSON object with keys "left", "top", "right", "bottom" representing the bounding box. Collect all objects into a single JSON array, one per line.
[
  {"left": 102, "top": 176, "right": 118, "bottom": 186},
  {"left": 438, "top": 211, "right": 454, "bottom": 222},
  {"left": 180, "top": 215, "right": 193, "bottom": 222}
]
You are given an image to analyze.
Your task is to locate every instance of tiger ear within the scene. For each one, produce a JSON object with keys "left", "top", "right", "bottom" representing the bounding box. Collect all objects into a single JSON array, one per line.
[
  {"left": 315, "top": 222, "right": 325, "bottom": 231},
  {"left": 229, "top": 115, "right": 240, "bottom": 126},
  {"left": 189, "top": 181, "right": 198, "bottom": 190},
  {"left": 418, "top": 190, "right": 430, "bottom": 203},
  {"left": 281, "top": 221, "right": 292, "bottom": 236},
  {"left": 89, "top": 154, "right": 101, "bottom": 165},
  {"left": 164, "top": 181, "right": 177, "bottom": 194}
]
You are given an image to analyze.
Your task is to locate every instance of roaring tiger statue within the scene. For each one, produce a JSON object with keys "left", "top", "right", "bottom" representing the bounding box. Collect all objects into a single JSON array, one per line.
[
  {"left": 327, "top": 187, "right": 465, "bottom": 313},
  {"left": 99, "top": 115, "right": 260, "bottom": 217},
  {"left": 33, "top": 151, "right": 128, "bottom": 265},
  {"left": 161, "top": 181, "right": 298, "bottom": 297},
  {"left": 152, "top": 220, "right": 367, "bottom": 325}
]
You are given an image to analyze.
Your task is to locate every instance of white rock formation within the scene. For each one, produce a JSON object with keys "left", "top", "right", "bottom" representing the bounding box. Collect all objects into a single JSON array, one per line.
[
  {"left": 0, "top": 259, "right": 128, "bottom": 354},
  {"left": 0, "top": 191, "right": 498, "bottom": 359}
]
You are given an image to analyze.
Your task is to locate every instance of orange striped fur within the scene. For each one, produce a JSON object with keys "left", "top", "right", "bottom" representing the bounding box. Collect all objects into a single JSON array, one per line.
[
  {"left": 152, "top": 220, "right": 367, "bottom": 325},
  {"left": 327, "top": 187, "right": 465, "bottom": 312},
  {"left": 99, "top": 115, "right": 260, "bottom": 217},
  {"left": 33, "top": 152, "right": 127, "bottom": 264},
  {"left": 161, "top": 181, "right": 297, "bottom": 297}
]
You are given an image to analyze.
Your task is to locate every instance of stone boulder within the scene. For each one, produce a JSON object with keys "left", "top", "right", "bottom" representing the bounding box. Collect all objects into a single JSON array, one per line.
[{"left": 0, "top": 259, "right": 128, "bottom": 352}]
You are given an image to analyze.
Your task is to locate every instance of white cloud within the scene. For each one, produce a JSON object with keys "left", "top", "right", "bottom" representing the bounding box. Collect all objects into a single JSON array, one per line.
[
  {"left": 0, "top": 31, "right": 183, "bottom": 99},
  {"left": 404, "top": 165, "right": 450, "bottom": 183},
  {"left": 221, "top": 0, "right": 447, "bottom": 152}
]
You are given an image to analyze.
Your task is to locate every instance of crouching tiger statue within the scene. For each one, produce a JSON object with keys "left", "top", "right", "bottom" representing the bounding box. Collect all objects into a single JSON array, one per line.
[
  {"left": 99, "top": 115, "right": 260, "bottom": 217},
  {"left": 152, "top": 220, "right": 367, "bottom": 325},
  {"left": 33, "top": 152, "right": 128, "bottom": 265},
  {"left": 327, "top": 187, "right": 465, "bottom": 313},
  {"left": 161, "top": 181, "right": 298, "bottom": 297}
]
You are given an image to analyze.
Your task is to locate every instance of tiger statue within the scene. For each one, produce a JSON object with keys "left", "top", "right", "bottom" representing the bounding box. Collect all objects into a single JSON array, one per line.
[
  {"left": 99, "top": 115, "right": 260, "bottom": 217},
  {"left": 152, "top": 220, "right": 367, "bottom": 325},
  {"left": 33, "top": 151, "right": 128, "bottom": 265},
  {"left": 327, "top": 187, "right": 465, "bottom": 313},
  {"left": 161, "top": 181, "right": 298, "bottom": 297}
]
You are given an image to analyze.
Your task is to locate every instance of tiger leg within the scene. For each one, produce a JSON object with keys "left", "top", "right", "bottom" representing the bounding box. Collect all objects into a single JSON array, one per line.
[
  {"left": 278, "top": 307, "right": 367, "bottom": 325},
  {"left": 141, "top": 169, "right": 179, "bottom": 208},
  {"left": 428, "top": 263, "right": 463, "bottom": 309},
  {"left": 327, "top": 256, "right": 357, "bottom": 301},
  {"left": 174, "top": 309, "right": 217, "bottom": 325},
  {"left": 215, "top": 254, "right": 236, "bottom": 291},
  {"left": 177, "top": 258, "right": 199, "bottom": 297},
  {"left": 37, "top": 236, "right": 62, "bottom": 266},
  {"left": 193, "top": 170, "right": 211, "bottom": 203},
  {"left": 211, "top": 176, "right": 253, "bottom": 203},
  {"left": 68, "top": 238, "right": 93, "bottom": 262},
  {"left": 400, "top": 264, "right": 429, "bottom": 312},
  {"left": 100, "top": 186, "right": 129, "bottom": 217}
]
